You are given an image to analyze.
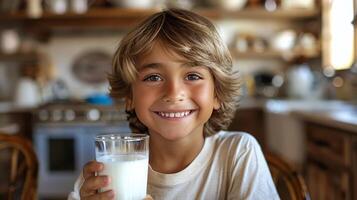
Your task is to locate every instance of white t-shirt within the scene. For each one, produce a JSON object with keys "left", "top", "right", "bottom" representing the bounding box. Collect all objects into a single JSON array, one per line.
[{"left": 68, "top": 131, "right": 279, "bottom": 200}]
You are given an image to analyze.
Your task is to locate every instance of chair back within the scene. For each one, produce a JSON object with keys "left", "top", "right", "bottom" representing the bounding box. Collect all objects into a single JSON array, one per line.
[
  {"left": 0, "top": 133, "right": 38, "bottom": 200},
  {"left": 265, "top": 153, "right": 310, "bottom": 200}
]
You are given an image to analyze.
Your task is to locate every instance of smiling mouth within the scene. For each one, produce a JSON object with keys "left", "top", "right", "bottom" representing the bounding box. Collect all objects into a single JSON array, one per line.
[{"left": 155, "top": 110, "right": 194, "bottom": 118}]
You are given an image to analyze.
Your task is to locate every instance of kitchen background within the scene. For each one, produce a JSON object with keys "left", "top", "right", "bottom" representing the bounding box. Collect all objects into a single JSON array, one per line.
[{"left": 0, "top": 0, "right": 357, "bottom": 199}]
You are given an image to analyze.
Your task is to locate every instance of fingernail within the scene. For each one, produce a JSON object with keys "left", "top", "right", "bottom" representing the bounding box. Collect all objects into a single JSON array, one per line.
[
  {"left": 98, "top": 163, "right": 104, "bottom": 170},
  {"left": 104, "top": 176, "right": 111, "bottom": 185},
  {"left": 107, "top": 190, "right": 115, "bottom": 198}
]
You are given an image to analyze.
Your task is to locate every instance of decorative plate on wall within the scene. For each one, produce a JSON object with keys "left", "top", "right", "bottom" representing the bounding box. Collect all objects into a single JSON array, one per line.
[{"left": 71, "top": 50, "right": 112, "bottom": 85}]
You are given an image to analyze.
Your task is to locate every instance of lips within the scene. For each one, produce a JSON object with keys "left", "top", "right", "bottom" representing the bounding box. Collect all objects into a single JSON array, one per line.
[{"left": 155, "top": 110, "right": 193, "bottom": 118}]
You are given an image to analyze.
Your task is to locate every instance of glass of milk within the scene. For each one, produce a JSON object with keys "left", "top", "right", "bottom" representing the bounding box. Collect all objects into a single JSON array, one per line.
[{"left": 95, "top": 134, "right": 149, "bottom": 200}]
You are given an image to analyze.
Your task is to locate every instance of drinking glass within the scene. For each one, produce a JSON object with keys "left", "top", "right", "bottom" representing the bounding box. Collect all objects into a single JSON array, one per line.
[{"left": 95, "top": 134, "right": 149, "bottom": 200}]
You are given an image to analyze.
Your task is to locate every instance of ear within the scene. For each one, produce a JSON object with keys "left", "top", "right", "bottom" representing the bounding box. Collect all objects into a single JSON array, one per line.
[{"left": 213, "top": 96, "right": 220, "bottom": 110}]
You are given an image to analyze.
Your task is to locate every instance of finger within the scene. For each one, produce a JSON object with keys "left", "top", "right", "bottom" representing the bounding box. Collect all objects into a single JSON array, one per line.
[
  {"left": 80, "top": 175, "right": 111, "bottom": 198},
  {"left": 82, "top": 190, "right": 115, "bottom": 200},
  {"left": 83, "top": 160, "right": 104, "bottom": 179},
  {"left": 144, "top": 194, "right": 154, "bottom": 200}
]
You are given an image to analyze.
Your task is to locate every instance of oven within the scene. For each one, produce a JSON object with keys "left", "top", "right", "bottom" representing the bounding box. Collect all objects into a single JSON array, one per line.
[{"left": 33, "top": 103, "right": 130, "bottom": 199}]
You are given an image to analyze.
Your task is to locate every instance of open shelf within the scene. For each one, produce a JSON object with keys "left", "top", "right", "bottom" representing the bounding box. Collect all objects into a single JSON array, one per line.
[
  {"left": 0, "top": 7, "right": 320, "bottom": 29},
  {"left": 0, "top": 52, "right": 39, "bottom": 62},
  {"left": 0, "top": 7, "right": 321, "bottom": 64},
  {"left": 230, "top": 49, "right": 320, "bottom": 60}
]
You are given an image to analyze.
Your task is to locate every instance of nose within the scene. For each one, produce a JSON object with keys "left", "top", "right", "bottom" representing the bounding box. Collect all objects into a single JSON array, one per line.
[{"left": 162, "top": 79, "right": 186, "bottom": 103}]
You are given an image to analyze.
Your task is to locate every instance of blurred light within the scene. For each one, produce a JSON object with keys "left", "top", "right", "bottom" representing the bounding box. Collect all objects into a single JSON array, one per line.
[
  {"left": 332, "top": 76, "right": 344, "bottom": 87},
  {"left": 265, "top": 0, "right": 277, "bottom": 12},
  {"left": 328, "top": 0, "right": 354, "bottom": 70},
  {"left": 272, "top": 75, "right": 284, "bottom": 87},
  {"left": 323, "top": 67, "right": 335, "bottom": 77}
]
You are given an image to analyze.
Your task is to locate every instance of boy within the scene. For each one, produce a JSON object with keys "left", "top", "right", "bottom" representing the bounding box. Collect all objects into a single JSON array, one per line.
[{"left": 69, "top": 8, "right": 279, "bottom": 200}]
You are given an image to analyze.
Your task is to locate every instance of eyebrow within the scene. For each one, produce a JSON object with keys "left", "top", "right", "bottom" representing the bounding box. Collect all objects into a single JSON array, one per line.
[{"left": 138, "top": 62, "right": 197, "bottom": 71}]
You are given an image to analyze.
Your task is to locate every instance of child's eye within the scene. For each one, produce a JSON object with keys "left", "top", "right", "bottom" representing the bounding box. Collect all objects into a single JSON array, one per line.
[
  {"left": 186, "top": 73, "right": 202, "bottom": 81},
  {"left": 143, "top": 74, "right": 162, "bottom": 82}
]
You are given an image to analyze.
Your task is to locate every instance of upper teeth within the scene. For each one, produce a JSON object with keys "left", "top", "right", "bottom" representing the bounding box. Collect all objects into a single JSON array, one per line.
[{"left": 158, "top": 111, "right": 190, "bottom": 118}]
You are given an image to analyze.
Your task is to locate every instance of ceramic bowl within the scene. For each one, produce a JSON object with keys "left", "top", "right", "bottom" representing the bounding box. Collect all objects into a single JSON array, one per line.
[
  {"left": 108, "top": 0, "right": 153, "bottom": 8},
  {"left": 218, "top": 0, "right": 248, "bottom": 11}
]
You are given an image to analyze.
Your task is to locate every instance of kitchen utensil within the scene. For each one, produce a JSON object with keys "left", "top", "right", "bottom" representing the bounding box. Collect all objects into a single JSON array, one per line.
[
  {"left": 281, "top": 0, "right": 315, "bottom": 9},
  {"left": 0, "top": 29, "right": 20, "bottom": 54},
  {"left": 85, "top": 93, "right": 113, "bottom": 105},
  {"left": 26, "top": 0, "right": 42, "bottom": 18},
  {"left": 44, "top": 0, "right": 67, "bottom": 14},
  {"left": 14, "top": 77, "right": 41, "bottom": 107},
  {"left": 208, "top": 0, "right": 247, "bottom": 10},
  {"left": 108, "top": 0, "right": 153, "bottom": 8},
  {"left": 221, "top": 0, "right": 248, "bottom": 10},
  {"left": 271, "top": 30, "right": 297, "bottom": 51},
  {"left": 70, "top": 0, "right": 89, "bottom": 13},
  {"left": 286, "top": 64, "right": 314, "bottom": 99},
  {"left": 71, "top": 50, "right": 112, "bottom": 85},
  {"left": 253, "top": 71, "right": 284, "bottom": 98},
  {"left": 166, "top": 0, "right": 194, "bottom": 9},
  {"left": 51, "top": 79, "right": 70, "bottom": 100}
]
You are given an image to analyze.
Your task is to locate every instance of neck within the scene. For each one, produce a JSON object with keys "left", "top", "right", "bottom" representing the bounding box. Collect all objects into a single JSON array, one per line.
[{"left": 149, "top": 133, "right": 205, "bottom": 174}]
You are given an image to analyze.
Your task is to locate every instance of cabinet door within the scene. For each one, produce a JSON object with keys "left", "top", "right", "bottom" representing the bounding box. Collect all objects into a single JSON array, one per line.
[
  {"left": 306, "top": 160, "right": 350, "bottom": 200},
  {"left": 306, "top": 122, "right": 352, "bottom": 168},
  {"left": 353, "top": 139, "right": 357, "bottom": 200},
  {"left": 228, "top": 108, "right": 265, "bottom": 148}
]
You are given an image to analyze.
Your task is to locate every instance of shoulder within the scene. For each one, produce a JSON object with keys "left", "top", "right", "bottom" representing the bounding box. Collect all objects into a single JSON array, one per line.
[
  {"left": 212, "top": 131, "right": 259, "bottom": 148},
  {"left": 208, "top": 131, "right": 261, "bottom": 160},
  {"left": 214, "top": 132, "right": 279, "bottom": 199}
]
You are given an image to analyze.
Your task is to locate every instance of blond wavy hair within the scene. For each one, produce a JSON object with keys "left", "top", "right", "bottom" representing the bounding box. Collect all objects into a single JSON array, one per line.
[{"left": 109, "top": 8, "right": 240, "bottom": 136}]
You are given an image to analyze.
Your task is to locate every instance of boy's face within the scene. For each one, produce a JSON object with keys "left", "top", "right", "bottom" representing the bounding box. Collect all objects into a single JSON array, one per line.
[{"left": 129, "top": 41, "right": 220, "bottom": 141}]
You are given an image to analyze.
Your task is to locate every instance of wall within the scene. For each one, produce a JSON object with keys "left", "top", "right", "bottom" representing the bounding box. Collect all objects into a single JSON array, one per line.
[
  {"left": 39, "top": 33, "right": 123, "bottom": 99},
  {"left": 36, "top": 20, "right": 290, "bottom": 100}
]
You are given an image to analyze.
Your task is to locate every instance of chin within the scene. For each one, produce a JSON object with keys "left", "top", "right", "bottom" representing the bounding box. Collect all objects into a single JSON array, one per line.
[
  {"left": 162, "top": 133, "right": 188, "bottom": 141},
  {"left": 155, "top": 130, "right": 191, "bottom": 141}
]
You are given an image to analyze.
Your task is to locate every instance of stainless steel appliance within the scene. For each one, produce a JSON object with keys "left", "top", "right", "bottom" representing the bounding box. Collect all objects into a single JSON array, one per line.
[{"left": 33, "top": 102, "right": 130, "bottom": 199}]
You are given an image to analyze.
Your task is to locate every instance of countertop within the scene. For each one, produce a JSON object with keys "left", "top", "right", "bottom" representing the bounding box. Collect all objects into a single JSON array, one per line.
[
  {"left": 240, "top": 98, "right": 357, "bottom": 134},
  {"left": 0, "top": 102, "right": 34, "bottom": 113},
  {"left": 2, "top": 98, "right": 357, "bottom": 133},
  {"left": 292, "top": 109, "right": 357, "bottom": 134}
]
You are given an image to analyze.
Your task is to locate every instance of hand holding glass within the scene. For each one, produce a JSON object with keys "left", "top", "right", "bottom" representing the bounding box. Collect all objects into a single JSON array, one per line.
[{"left": 95, "top": 134, "right": 149, "bottom": 200}]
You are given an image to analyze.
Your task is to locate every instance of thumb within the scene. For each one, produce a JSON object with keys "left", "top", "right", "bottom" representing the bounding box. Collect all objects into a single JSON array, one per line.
[{"left": 144, "top": 194, "right": 154, "bottom": 200}]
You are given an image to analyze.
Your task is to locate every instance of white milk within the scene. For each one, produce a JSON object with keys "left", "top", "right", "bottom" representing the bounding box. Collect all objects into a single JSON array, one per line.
[{"left": 97, "top": 154, "right": 149, "bottom": 200}]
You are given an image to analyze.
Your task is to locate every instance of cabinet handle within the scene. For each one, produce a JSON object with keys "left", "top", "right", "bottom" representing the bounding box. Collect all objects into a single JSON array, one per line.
[
  {"left": 316, "top": 162, "right": 328, "bottom": 170},
  {"left": 313, "top": 140, "right": 330, "bottom": 148}
]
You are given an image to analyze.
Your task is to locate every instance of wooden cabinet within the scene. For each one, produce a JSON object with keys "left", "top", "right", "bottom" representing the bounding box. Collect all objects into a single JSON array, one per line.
[
  {"left": 305, "top": 122, "right": 357, "bottom": 200},
  {"left": 228, "top": 107, "right": 265, "bottom": 149},
  {"left": 353, "top": 139, "right": 357, "bottom": 200},
  {"left": 306, "top": 159, "right": 350, "bottom": 200}
]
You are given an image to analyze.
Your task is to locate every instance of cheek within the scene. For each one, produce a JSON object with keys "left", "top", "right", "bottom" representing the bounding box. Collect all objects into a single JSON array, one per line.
[
  {"left": 191, "top": 84, "right": 216, "bottom": 104},
  {"left": 131, "top": 85, "right": 157, "bottom": 115}
]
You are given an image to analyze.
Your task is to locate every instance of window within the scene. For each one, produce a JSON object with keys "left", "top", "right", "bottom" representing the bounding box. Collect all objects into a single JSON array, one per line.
[{"left": 323, "top": 0, "right": 354, "bottom": 70}]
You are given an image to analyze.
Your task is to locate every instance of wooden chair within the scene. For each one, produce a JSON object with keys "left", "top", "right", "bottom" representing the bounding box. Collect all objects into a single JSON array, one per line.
[
  {"left": 0, "top": 133, "right": 38, "bottom": 200},
  {"left": 265, "top": 153, "right": 311, "bottom": 200}
]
